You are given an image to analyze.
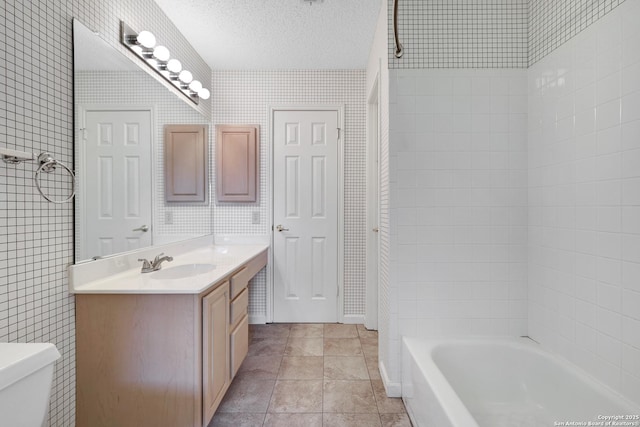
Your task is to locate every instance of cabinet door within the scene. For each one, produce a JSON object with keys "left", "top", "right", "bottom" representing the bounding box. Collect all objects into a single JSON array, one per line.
[
  {"left": 165, "top": 124, "right": 209, "bottom": 203},
  {"left": 215, "top": 125, "right": 258, "bottom": 202},
  {"left": 202, "top": 282, "right": 229, "bottom": 426},
  {"left": 230, "top": 314, "right": 249, "bottom": 379}
]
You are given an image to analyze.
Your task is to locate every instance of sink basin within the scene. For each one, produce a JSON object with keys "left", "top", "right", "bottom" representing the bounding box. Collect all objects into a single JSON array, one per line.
[{"left": 150, "top": 264, "right": 216, "bottom": 280}]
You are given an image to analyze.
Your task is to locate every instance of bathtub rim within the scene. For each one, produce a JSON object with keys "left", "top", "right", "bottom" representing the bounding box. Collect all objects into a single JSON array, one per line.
[{"left": 401, "top": 336, "right": 640, "bottom": 427}]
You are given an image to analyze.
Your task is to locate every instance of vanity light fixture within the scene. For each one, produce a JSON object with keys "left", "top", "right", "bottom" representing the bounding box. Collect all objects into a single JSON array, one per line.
[{"left": 120, "top": 21, "right": 211, "bottom": 104}]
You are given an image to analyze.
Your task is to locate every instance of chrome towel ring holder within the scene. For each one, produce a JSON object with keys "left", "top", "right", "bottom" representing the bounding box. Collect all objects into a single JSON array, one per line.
[
  {"left": 1, "top": 148, "right": 76, "bottom": 204},
  {"left": 34, "top": 153, "right": 76, "bottom": 204}
]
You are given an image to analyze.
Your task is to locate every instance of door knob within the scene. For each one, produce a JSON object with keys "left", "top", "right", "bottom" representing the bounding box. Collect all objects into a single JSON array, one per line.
[
  {"left": 276, "top": 224, "right": 289, "bottom": 232},
  {"left": 373, "top": 227, "right": 379, "bottom": 233},
  {"left": 133, "top": 225, "right": 149, "bottom": 232}
]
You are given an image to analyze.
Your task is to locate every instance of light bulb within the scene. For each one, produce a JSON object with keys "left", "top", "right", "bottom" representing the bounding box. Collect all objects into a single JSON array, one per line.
[
  {"left": 153, "top": 45, "right": 170, "bottom": 62},
  {"left": 178, "top": 70, "right": 193, "bottom": 84},
  {"left": 167, "top": 59, "right": 182, "bottom": 73},
  {"left": 137, "top": 31, "right": 156, "bottom": 49},
  {"left": 198, "top": 88, "right": 210, "bottom": 100},
  {"left": 189, "top": 80, "right": 202, "bottom": 92}
]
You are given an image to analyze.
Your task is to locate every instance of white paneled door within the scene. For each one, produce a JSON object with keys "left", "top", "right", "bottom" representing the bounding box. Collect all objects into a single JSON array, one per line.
[
  {"left": 82, "top": 109, "right": 152, "bottom": 259},
  {"left": 273, "top": 109, "right": 339, "bottom": 322}
]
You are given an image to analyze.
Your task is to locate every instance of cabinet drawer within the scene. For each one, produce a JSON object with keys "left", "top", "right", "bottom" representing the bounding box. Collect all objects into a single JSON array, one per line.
[
  {"left": 230, "top": 287, "right": 248, "bottom": 328},
  {"left": 230, "top": 314, "right": 249, "bottom": 379},
  {"left": 229, "top": 250, "right": 268, "bottom": 300},
  {"left": 229, "top": 267, "right": 249, "bottom": 300},
  {"left": 246, "top": 250, "right": 267, "bottom": 278}
]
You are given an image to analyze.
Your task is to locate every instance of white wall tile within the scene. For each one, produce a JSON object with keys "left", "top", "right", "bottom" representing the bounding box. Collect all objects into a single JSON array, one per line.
[
  {"left": 528, "top": 0, "right": 640, "bottom": 406},
  {"left": 1, "top": 1, "right": 211, "bottom": 425},
  {"left": 390, "top": 68, "right": 528, "bottom": 341}
]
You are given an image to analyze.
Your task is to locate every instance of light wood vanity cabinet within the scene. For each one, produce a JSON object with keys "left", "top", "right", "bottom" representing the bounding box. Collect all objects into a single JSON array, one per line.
[{"left": 76, "top": 250, "right": 267, "bottom": 427}]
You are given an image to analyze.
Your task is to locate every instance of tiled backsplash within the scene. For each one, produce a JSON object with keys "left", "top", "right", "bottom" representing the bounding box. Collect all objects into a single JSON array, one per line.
[
  {"left": 1, "top": 1, "right": 210, "bottom": 425},
  {"left": 211, "top": 70, "right": 368, "bottom": 319},
  {"left": 528, "top": 0, "right": 640, "bottom": 406}
]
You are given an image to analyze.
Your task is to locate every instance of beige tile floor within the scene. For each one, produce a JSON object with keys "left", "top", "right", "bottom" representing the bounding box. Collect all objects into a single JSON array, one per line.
[{"left": 210, "top": 323, "right": 412, "bottom": 427}]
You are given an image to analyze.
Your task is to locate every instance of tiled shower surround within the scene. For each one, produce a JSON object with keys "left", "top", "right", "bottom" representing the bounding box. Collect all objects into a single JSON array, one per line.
[
  {"left": 388, "top": 0, "right": 529, "bottom": 69},
  {"left": 377, "top": 0, "right": 640, "bottom": 409},
  {"left": 386, "top": 68, "right": 529, "bottom": 381},
  {"left": 528, "top": 0, "right": 640, "bottom": 405},
  {"left": 528, "top": 0, "right": 627, "bottom": 65}
]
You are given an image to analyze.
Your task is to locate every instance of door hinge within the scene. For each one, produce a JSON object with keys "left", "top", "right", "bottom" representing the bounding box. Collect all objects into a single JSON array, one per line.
[
  {"left": 337, "top": 286, "right": 339, "bottom": 297},
  {"left": 337, "top": 128, "right": 341, "bottom": 140}
]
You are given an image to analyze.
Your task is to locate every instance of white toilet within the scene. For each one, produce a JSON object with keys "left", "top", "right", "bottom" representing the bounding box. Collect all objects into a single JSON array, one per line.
[{"left": 0, "top": 343, "right": 61, "bottom": 427}]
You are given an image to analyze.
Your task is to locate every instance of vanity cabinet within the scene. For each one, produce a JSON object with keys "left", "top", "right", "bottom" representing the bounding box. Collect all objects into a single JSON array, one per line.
[{"left": 75, "top": 250, "right": 267, "bottom": 427}]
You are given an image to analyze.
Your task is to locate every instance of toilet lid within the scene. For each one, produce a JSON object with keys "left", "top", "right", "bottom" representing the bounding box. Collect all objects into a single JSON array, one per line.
[{"left": 0, "top": 343, "right": 61, "bottom": 391}]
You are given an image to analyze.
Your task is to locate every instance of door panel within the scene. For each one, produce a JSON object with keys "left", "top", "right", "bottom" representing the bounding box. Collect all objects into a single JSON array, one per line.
[
  {"left": 83, "top": 109, "right": 152, "bottom": 260},
  {"left": 273, "top": 110, "right": 339, "bottom": 322}
]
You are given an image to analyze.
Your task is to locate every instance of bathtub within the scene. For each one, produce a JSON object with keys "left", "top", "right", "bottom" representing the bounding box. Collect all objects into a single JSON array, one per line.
[{"left": 402, "top": 337, "right": 640, "bottom": 427}]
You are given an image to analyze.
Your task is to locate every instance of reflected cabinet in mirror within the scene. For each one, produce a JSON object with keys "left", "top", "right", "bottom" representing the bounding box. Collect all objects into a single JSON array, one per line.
[{"left": 73, "top": 19, "right": 211, "bottom": 263}]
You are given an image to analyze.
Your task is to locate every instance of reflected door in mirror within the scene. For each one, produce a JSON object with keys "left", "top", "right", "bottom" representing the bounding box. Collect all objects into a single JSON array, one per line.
[{"left": 81, "top": 108, "right": 152, "bottom": 259}]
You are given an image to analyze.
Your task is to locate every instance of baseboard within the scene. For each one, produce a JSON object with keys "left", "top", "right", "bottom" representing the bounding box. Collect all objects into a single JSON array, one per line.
[
  {"left": 249, "top": 315, "right": 266, "bottom": 324},
  {"left": 342, "top": 314, "right": 365, "bottom": 324},
  {"left": 379, "top": 360, "right": 401, "bottom": 397}
]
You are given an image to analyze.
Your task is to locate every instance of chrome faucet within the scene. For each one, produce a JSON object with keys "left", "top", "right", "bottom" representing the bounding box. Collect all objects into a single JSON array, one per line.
[{"left": 138, "top": 253, "right": 173, "bottom": 273}]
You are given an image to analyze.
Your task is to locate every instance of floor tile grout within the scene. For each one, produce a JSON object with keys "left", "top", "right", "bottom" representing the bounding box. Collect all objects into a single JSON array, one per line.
[{"left": 212, "top": 323, "right": 410, "bottom": 426}]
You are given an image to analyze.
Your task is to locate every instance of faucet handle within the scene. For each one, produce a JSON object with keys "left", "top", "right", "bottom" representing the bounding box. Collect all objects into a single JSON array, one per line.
[
  {"left": 138, "top": 258, "right": 152, "bottom": 270},
  {"left": 152, "top": 253, "right": 164, "bottom": 263}
]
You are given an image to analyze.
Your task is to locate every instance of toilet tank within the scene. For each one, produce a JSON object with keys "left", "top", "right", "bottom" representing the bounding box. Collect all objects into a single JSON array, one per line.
[{"left": 0, "top": 343, "right": 61, "bottom": 427}]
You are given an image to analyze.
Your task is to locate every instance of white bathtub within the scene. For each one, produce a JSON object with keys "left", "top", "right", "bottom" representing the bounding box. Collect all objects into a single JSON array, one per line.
[{"left": 402, "top": 337, "right": 640, "bottom": 427}]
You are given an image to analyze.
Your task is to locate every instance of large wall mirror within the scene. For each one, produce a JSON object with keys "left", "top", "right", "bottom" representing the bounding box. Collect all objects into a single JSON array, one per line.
[{"left": 73, "top": 19, "right": 211, "bottom": 263}]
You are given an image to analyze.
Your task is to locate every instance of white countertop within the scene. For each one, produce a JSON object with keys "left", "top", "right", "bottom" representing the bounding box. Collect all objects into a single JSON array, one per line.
[{"left": 68, "top": 235, "right": 269, "bottom": 294}]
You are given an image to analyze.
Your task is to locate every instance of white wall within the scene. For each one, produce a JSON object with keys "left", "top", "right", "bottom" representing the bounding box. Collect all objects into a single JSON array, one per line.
[
  {"left": 528, "top": 0, "right": 640, "bottom": 406},
  {"left": 366, "top": 0, "right": 393, "bottom": 393}
]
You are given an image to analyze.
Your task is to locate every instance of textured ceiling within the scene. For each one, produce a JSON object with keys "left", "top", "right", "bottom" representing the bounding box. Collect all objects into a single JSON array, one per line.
[{"left": 153, "top": 0, "right": 382, "bottom": 70}]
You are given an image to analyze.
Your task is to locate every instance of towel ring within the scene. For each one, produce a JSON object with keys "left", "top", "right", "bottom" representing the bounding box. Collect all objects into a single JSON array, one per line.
[{"left": 34, "top": 153, "right": 76, "bottom": 204}]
